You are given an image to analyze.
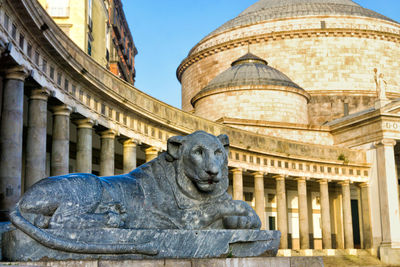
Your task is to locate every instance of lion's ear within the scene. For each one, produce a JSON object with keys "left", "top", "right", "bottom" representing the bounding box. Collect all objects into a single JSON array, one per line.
[
  {"left": 217, "top": 134, "right": 229, "bottom": 153},
  {"left": 166, "top": 135, "right": 184, "bottom": 161}
]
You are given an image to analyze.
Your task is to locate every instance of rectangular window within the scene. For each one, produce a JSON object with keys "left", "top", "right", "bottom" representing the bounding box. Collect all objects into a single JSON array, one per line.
[
  {"left": 34, "top": 51, "right": 39, "bottom": 65},
  {"left": 71, "top": 85, "right": 76, "bottom": 96},
  {"left": 47, "top": 0, "right": 70, "bottom": 17},
  {"left": 19, "top": 33, "right": 24, "bottom": 49},
  {"left": 57, "top": 72, "right": 62, "bottom": 86},
  {"left": 244, "top": 192, "right": 253, "bottom": 202},
  {"left": 87, "top": 40, "right": 92, "bottom": 56},
  {"left": 49, "top": 66, "right": 55, "bottom": 79},
  {"left": 269, "top": 216, "right": 276, "bottom": 230},
  {"left": 11, "top": 24, "right": 16, "bottom": 39},
  {"left": 86, "top": 95, "right": 91, "bottom": 106},
  {"left": 116, "top": 112, "right": 120, "bottom": 122},
  {"left": 42, "top": 59, "right": 47, "bottom": 73},
  {"left": 4, "top": 14, "right": 9, "bottom": 30},
  {"left": 101, "top": 104, "right": 106, "bottom": 115},
  {"left": 79, "top": 90, "right": 84, "bottom": 101},
  {"left": 27, "top": 43, "right": 32, "bottom": 58},
  {"left": 64, "top": 79, "right": 69, "bottom": 91}
]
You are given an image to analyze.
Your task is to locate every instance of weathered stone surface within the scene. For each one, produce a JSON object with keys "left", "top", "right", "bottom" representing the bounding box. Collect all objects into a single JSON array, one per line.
[
  {"left": 3, "top": 229, "right": 280, "bottom": 261},
  {"left": 0, "top": 257, "right": 324, "bottom": 267},
  {"left": 5, "top": 131, "right": 278, "bottom": 260}
]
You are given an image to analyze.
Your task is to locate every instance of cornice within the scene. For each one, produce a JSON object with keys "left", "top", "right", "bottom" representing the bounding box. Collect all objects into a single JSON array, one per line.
[
  {"left": 191, "top": 84, "right": 311, "bottom": 107},
  {"left": 177, "top": 28, "right": 400, "bottom": 81}
]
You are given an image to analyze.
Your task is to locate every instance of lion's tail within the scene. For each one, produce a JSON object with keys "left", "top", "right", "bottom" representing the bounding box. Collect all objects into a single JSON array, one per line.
[{"left": 9, "top": 205, "right": 158, "bottom": 255}]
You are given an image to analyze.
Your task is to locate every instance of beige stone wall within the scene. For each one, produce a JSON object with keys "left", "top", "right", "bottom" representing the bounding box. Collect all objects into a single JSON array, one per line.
[
  {"left": 38, "top": 0, "right": 107, "bottom": 66},
  {"left": 194, "top": 88, "right": 309, "bottom": 124},
  {"left": 180, "top": 16, "right": 400, "bottom": 124},
  {"left": 91, "top": 0, "right": 108, "bottom": 66},
  {"left": 232, "top": 125, "right": 333, "bottom": 146}
]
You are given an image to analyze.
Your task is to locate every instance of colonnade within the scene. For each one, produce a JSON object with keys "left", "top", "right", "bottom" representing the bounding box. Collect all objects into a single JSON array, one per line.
[
  {"left": 231, "top": 169, "right": 374, "bottom": 250},
  {"left": 0, "top": 67, "right": 161, "bottom": 219},
  {"left": 0, "top": 64, "right": 395, "bottom": 253}
]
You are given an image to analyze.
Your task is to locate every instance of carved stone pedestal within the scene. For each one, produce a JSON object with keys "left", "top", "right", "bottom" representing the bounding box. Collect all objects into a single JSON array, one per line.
[{"left": 3, "top": 228, "right": 281, "bottom": 261}]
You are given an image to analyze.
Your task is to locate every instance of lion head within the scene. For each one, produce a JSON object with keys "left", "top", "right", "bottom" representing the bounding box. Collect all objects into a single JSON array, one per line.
[{"left": 166, "top": 131, "right": 229, "bottom": 200}]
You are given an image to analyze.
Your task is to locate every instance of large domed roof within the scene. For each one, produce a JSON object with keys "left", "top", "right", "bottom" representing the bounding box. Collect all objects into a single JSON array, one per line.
[
  {"left": 208, "top": 0, "right": 396, "bottom": 36},
  {"left": 193, "top": 53, "right": 304, "bottom": 100}
]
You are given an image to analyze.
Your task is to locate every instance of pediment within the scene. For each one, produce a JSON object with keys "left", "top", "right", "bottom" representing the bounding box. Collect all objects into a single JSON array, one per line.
[{"left": 380, "top": 100, "right": 400, "bottom": 116}]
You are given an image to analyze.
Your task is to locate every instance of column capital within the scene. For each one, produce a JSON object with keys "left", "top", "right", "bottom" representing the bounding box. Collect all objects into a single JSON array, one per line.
[
  {"left": 253, "top": 171, "right": 265, "bottom": 177},
  {"left": 5, "top": 65, "right": 31, "bottom": 81},
  {"left": 319, "top": 179, "right": 329, "bottom": 185},
  {"left": 100, "top": 129, "right": 117, "bottom": 139},
  {"left": 30, "top": 88, "right": 52, "bottom": 101},
  {"left": 359, "top": 182, "right": 370, "bottom": 188},
  {"left": 145, "top": 146, "right": 160, "bottom": 153},
  {"left": 231, "top": 168, "right": 243, "bottom": 174},
  {"left": 374, "top": 139, "right": 397, "bottom": 148},
  {"left": 339, "top": 180, "right": 351, "bottom": 186},
  {"left": 295, "top": 177, "right": 307, "bottom": 182},
  {"left": 75, "top": 118, "right": 95, "bottom": 129},
  {"left": 123, "top": 138, "right": 139, "bottom": 147},
  {"left": 52, "top": 105, "right": 72, "bottom": 116},
  {"left": 273, "top": 174, "right": 286, "bottom": 181}
]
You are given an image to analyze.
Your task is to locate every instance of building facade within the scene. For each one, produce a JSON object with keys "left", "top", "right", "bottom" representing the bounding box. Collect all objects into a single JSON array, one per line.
[
  {"left": 37, "top": 0, "right": 137, "bottom": 84},
  {"left": 0, "top": 0, "right": 399, "bottom": 265}
]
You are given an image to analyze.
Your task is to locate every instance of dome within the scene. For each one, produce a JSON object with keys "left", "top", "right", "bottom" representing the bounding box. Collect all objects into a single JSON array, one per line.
[
  {"left": 208, "top": 0, "right": 396, "bottom": 37},
  {"left": 191, "top": 53, "right": 310, "bottom": 124},
  {"left": 194, "top": 53, "right": 303, "bottom": 99}
]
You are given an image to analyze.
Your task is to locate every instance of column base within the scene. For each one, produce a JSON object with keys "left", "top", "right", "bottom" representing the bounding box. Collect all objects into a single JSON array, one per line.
[{"left": 379, "top": 243, "right": 400, "bottom": 265}]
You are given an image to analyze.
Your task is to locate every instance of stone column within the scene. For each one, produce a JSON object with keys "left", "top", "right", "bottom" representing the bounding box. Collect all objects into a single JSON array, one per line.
[
  {"left": 232, "top": 168, "right": 243, "bottom": 201},
  {"left": 275, "top": 174, "right": 288, "bottom": 249},
  {"left": 297, "top": 177, "right": 310, "bottom": 249},
  {"left": 254, "top": 172, "right": 266, "bottom": 230},
  {"left": 320, "top": 179, "right": 332, "bottom": 249},
  {"left": 375, "top": 140, "right": 400, "bottom": 247},
  {"left": 360, "top": 183, "right": 372, "bottom": 249},
  {"left": 145, "top": 147, "right": 158, "bottom": 162},
  {"left": 75, "top": 119, "right": 94, "bottom": 173},
  {"left": 51, "top": 105, "right": 72, "bottom": 176},
  {"left": 25, "top": 88, "right": 51, "bottom": 189},
  {"left": 100, "top": 130, "right": 116, "bottom": 176},
  {"left": 123, "top": 139, "right": 137, "bottom": 173},
  {"left": 341, "top": 180, "right": 354, "bottom": 249},
  {"left": 0, "top": 66, "right": 30, "bottom": 219}
]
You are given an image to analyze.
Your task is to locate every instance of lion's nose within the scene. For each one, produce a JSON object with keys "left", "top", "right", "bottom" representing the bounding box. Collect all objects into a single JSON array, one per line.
[{"left": 206, "top": 170, "right": 218, "bottom": 176}]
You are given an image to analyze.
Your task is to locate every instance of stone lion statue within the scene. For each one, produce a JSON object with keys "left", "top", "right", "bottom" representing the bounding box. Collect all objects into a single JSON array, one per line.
[{"left": 10, "top": 131, "right": 260, "bottom": 255}]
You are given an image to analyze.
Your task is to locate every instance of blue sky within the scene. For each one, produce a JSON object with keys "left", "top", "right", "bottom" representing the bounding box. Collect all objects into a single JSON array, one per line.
[{"left": 121, "top": 0, "right": 400, "bottom": 108}]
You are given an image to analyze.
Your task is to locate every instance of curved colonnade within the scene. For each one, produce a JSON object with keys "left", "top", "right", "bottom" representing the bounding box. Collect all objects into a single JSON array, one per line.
[{"left": 0, "top": 0, "right": 372, "bottom": 251}]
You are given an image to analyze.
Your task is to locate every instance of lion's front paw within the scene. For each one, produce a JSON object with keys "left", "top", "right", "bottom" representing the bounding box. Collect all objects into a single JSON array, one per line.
[
  {"left": 106, "top": 212, "right": 125, "bottom": 228},
  {"left": 223, "top": 215, "right": 261, "bottom": 229}
]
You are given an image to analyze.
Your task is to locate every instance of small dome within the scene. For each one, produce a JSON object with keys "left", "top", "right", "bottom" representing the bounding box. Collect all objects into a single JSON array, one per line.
[
  {"left": 191, "top": 53, "right": 310, "bottom": 124},
  {"left": 197, "top": 53, "right": 303, "bottom": 96},
  {"left": 208, "top": 0, "right": 396, "bottom": 37}
]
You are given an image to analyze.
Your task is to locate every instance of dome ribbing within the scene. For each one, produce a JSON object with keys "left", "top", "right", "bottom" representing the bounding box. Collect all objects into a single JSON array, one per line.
[
  {"left": 206, "top": 0, "right": 397, "bottom": 38},
  {"left": 197, "top": 53, "right": 303, "bottom": 95}
]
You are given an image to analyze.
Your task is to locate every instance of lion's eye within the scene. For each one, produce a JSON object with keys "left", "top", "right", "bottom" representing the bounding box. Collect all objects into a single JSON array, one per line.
[
  {"left": 214, "top": 149, "right": 222, "bottom": 156},
  {"left": 194, "top": 149, "right": 203, "bottom": 156}
]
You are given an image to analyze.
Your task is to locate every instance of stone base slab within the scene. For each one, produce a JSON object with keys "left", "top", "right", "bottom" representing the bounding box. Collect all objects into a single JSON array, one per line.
[
  {"left": 277, "top": 248, "right": 374, "bottom": 257},
  {"left": 379, "top": 246, "right": 400, "bottom": 265},
  {"left": 0, "top": 257, "right": 324, "bottom": 267},
  {"left": 2, "top": 228, "right": 280, "bottom": 261}
]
